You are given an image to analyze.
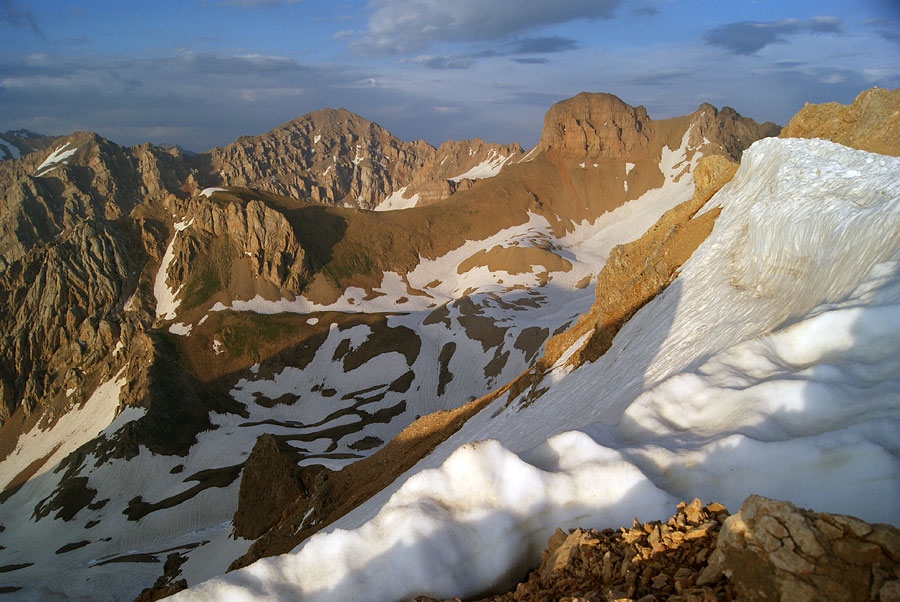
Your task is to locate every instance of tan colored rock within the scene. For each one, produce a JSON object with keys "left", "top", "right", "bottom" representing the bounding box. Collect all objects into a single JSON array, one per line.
[
  {"left": 700, "top": 495, "right": 900, "bottom": 601},
  {"left": 780, "top": 87, "right": 900, "bottom": 156}
]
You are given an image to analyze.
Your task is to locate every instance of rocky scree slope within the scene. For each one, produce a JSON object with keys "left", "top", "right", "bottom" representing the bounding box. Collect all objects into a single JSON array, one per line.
[{"left": 0, "top": 93, "right": 777, "bottom": 602}]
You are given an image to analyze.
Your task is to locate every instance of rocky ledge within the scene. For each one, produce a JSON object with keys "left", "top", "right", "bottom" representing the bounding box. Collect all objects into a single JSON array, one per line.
[{"left": 413, "top": 495, "right": 900, "bottom": 602}]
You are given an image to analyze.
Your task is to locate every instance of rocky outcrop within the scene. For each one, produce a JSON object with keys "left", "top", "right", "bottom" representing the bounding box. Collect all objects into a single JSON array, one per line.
[
  {"left": 0, "top": 129, "right": 57, "bottom": 161},
  {"left": 232, "top": 434, "right": 329, "bottom": 540},
  {"left": 0, "top": 220, "right": 142, "bottom": 423},
  {"left": 0, "top": 132, "right": 190, "bottom": 266},
  {"left": 155, "top": 195, "right": 311, "bottom": 313},
  {"left": 427, "top": 496, "right": 900, "bottom": 602},
  {"left": 536, "top": 92, "right": 778, "bottom": 165},
  {"left": 430, "top": 498, "right": 732, "bottom": 602},
  {"left": 699, "top": 495, "right": 900, "bottom": 602},
  {"left": 780, "top": 87, "right": 900, "bottom": 156},
  {"left": 538, "top": 92, "right": 654, "bottom": 160},
  {"left": 402, "top": 139, "right": 523, "bottom": 206},
  {"left": 691, "top": 104, "right": 780, "bottom": 161}
]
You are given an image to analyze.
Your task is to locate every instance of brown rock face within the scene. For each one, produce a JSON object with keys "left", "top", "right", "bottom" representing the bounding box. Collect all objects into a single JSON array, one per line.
[
  {"left": 691, "top": 103, "right": 781, "bottom": 160},
  {"left": 538, "top": 92, "right": 653, "bottom": 160},
  {"left": 699, "top": 495, "right": 900, "bottom": 602},
  {"left": 178, "top": 196, "right": 310, "bottom": 294},
  {"left": 207, "top": 109, "right": 521, "bottom": 210},
  {"left": 0, "top": 132, "right": 188, "bottom": 267},
  {"left": 780, "top": 87, "right": 900, "bottom": 156},
  {"left": 208, "top": 108, "right": 432, "bottom": 210},
  {"left": 0, "top": 220, "right": 141, "bottom": 423},
  {"left": 403, "top": 138, "right": 523, "bottom": 206},
  {"left": 232, "top": 434, "right": 329, "bottom": 540}
]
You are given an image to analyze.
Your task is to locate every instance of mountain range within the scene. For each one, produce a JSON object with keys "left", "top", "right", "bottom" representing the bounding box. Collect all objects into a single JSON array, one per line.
[{"left": 0, "top": 88, "right": 897, "bottom": 602}]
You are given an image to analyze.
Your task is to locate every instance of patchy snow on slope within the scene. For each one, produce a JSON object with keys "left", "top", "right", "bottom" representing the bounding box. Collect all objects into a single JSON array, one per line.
[
  {"left": 517, "top": 145, "right": 539, "bottom": 163},
  {"left": 179, "top": 138, "right": 900, "bottom": 601},
  {"left": 169, "top": 322, "right": 193, "bottom": 336},
  {"left": 33, "top": 142, "right": 77, "bottom": 176},
  {"left": 375, "top": 186, "right": 420, "bottom": 211},
  {"left": 154, "top": 218, "right": 194, "bottom": 320},
  {"left": 0, "top": 137, "right": 20, "bottom": 159},
  {"left": 448, "top": 150, "right": 512, "bottom": 182},
  {"left": 0, "top": 370, "right": 126, "bottom": 490}
]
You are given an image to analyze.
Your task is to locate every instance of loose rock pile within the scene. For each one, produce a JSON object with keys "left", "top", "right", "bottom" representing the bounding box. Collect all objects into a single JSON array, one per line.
[
  {"left": 412, "top": 495, "right": 900, "bottom": 602},
  {"left": 480, "top": 499, "right": 731, "bottom": 602}
]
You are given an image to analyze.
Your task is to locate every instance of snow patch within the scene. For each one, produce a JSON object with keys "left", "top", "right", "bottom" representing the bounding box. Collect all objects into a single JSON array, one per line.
[
  {"left": 154, "top": 218, "right": 194, "bottom": 321},
  {"left": 172, "top": 434, "right": 672, "bottom": 602},
  {"left": 0, "top": 370, "right": 126, "bottom": 490},
  {"left": 200, "top": 187, "right": 227, "bottom": 198},
  {"left": 448, "top": 150, "right": 512, "bottom": 182},
  {"left": 169, "top": 322, "right": 193, "bottom": 336},
  {"left": 375, "top": 186, "right": 420, "bottom": 211},
  {"left": 0, "top": 138, "right": 20, "bottom": 159},
  {"left": 33, "top": 142, "right": 77, "bottom": 176}
]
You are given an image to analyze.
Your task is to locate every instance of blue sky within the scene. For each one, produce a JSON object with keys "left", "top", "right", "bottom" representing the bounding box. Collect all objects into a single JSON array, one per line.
[{"left": 1, "top": 0, "right": 898, "bottom": 151}]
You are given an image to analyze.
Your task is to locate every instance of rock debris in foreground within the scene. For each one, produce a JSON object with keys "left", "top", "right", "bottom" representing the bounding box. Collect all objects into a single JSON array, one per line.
[{"left": 413, "top": 495, "right": 900, "bottom": 602}]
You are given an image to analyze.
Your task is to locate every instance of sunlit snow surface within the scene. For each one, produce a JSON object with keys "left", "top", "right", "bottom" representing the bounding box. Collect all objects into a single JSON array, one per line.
[
  {"left": 175, "top": 138, "right": 900, "bottom": 601},
  {"left": 32, "top": 142, "right": 77, "bottom": 176},
  {"left": 448, "top": 150, "right": 512, "bottom": 182}
]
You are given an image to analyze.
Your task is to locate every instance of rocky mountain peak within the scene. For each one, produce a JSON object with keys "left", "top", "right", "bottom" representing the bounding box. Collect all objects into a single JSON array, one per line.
[
  {"left": 537, "top": 92, "right": 653, "bottom": 160},
  {"left": 688, "top": 102, "right": 781, "bottom": 161}
]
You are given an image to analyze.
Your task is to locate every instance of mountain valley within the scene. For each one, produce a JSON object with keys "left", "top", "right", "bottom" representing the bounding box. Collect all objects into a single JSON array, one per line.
[{"left": 0, "top": 88, "right": 897, "bottom": 602}]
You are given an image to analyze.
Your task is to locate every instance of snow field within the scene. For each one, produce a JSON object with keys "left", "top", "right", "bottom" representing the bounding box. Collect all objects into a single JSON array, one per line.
[
  {"left": 0, "top": 369, "right": 126, "bottom": 490},
  {"left": 374, "top": 186, "right": 421, "bottom": 211}
]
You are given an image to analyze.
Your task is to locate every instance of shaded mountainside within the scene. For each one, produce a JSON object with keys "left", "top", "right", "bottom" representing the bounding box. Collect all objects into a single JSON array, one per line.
[
  {"left": 0, "top": 91, "right": 787, "bottom": 601},
  {"left": 0, "top": 129, "right": 59, "bottom": 162}
]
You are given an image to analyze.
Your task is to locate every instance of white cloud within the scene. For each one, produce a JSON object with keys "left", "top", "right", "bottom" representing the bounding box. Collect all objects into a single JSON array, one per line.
[{"left": 353, "top": 0, "right": 621, "bottom": 55}]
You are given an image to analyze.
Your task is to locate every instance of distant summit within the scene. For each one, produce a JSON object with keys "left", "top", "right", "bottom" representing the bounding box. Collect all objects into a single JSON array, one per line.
[{"left": 0, "top": 129, "right": 58, "bottom": 161}]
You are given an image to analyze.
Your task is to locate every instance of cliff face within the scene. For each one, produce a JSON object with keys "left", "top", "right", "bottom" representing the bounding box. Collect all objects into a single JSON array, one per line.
[
  {"left": 537, "top": 92, "right": 779, "bottom": 163},
  {"left": 0, "top": 132, "right": 190, "bottom": 267},
  {"left": 538, "top": 92, "right": 654, "bottom": 160}
]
